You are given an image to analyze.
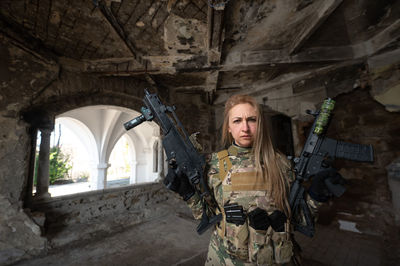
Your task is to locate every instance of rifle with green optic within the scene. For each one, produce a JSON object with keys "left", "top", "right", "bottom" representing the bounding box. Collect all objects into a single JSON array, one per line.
[{"left": 289, "top": 98, "right": 374, "bottom": 237}]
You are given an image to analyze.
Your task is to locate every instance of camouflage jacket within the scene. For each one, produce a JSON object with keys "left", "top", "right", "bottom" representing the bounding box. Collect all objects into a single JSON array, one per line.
[{"left": 187, "top": 144, "right": 320, "bottom": 265}]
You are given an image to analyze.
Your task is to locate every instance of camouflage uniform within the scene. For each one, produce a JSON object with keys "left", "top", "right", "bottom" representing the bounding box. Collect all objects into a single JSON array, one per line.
[{"left": 187, "top": 144, "right": 320, "bottom": 266}]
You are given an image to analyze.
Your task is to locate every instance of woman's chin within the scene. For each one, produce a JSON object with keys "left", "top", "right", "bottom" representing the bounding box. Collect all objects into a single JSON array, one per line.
[{"left": 236, "top": 141, "right": 253, "bottom": 148}]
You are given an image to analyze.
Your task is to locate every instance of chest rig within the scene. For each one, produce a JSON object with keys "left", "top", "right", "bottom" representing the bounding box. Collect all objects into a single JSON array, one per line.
[
  {"left": 216, "top": 146, "right": 270, "bottom": 238},
  {"left": 214, "top": 146, "right": 293, "bottom": 264}
]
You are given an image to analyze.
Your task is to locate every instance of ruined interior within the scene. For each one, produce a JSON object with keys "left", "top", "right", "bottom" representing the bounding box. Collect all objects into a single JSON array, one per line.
[{"left": 0, "top": 0, "right": 399, "bottom": 265}]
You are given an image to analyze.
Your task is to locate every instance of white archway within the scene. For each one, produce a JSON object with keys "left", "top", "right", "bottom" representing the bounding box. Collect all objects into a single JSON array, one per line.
[{"left": 55, "top": 105, "right": 162, "bottom": 191}]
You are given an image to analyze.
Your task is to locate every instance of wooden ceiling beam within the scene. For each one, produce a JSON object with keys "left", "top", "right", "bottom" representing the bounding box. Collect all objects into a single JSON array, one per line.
[
  {"left": 289, "top": 0, "right": 343, "bottom": 55},
  {"left": 72, "top": 18, "right": 399, "bottom": 76},
  {"left": 97, "top": 0, "right": 146, "bottom": 66},
  {"left": 0, "top": 13, "right": 58, "bottom": 66},
  {"left": 214, "top": 60, "right": 364, "bottom": 106},
  {"left": 353, "top": 19, "right": 400, "bottom": 58},
  {"left": 222, "top": 45, "right": 354, "bottom": 71}
]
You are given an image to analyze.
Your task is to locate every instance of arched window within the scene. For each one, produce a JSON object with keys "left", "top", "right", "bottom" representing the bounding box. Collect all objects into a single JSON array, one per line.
[{"left": 32, "top": 105, "right": 160, "bottom": 198}]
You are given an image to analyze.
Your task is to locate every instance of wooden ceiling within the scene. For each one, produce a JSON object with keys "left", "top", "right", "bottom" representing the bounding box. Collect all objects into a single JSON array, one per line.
[{"left": 0, "top": 0, "right": 399, "bottom": 104}]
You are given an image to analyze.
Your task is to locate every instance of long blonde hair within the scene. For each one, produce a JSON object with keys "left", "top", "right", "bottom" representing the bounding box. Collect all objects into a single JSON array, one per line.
[{"left": 221, "top": 94, "right": 291, "bottom": 216}]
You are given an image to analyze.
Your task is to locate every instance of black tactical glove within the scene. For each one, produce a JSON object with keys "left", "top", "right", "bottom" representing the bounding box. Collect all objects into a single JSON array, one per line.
[
  {"left": 248, "top": 208, "right": 270, "bottom": 230},
  {"left": 309, "top": 168, "right": 346, "bottom": 202},
  {"left": 164, "top": 167, "right": 195, "bottom": 201}
]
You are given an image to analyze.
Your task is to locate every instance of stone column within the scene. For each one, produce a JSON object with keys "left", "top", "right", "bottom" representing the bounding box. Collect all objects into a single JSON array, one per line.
[
  {"left": 35, "top": 128, "right": 52, "bottom": 199},
  {"left": 129, "top": 160, "right": 137, "bottom": 184},
  {"left": 157, "top": 140, "right": 164, "bottom": 179},
  {"left": 91, "top": 163, "right": 110, "bottom": 190}
]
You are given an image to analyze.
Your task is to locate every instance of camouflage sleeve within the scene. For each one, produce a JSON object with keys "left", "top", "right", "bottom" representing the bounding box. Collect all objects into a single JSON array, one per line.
[
  {"left": 186, "top": 152, "right": 220, "bottom": 220},
  {"left": 186, "top": 191, "right": 202, "bottom": 220},
  {"left": 306, "top": 194, "right": 323, "bottom": 222}
]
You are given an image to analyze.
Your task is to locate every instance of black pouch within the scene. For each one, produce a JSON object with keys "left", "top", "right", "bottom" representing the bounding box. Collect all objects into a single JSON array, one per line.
[
  {"left": 269, "top": 210, "right": 287, "bottom": 232},
  {"left": 248, "top": 207, "right": 270, "bottom": 230},
  {"left": 224, "top": 203, "right": 246, "bottom": 226}
]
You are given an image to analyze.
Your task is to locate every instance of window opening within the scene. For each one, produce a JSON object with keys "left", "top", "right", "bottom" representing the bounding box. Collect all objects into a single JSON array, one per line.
[
  {"left": 33, "top": 122, "right": 91, "bottom": 197},
  {"left": 107, "top": 135, "right": 132, "bottom": 188}
]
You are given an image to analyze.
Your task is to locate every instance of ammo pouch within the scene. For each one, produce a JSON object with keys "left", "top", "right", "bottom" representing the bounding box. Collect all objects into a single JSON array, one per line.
[
  {"left": 249, "top": 226, "right": 274, "bottom": 265},
  {"left": 249, "top": 226, "right": 293, "bottom": 265},
  {"left": 222, "top": 221, "right": 249, "bottom": 260},
  {"left": 271, "top": 230, "right": 293, "bottom": 264}
]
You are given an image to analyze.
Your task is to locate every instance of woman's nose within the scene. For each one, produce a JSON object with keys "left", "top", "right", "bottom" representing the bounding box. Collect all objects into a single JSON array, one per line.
[{"left": 241, "top": 121, "right": 249, "bottom": 131}]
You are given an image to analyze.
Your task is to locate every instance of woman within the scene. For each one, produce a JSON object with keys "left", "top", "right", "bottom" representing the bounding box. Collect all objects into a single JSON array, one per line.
[{"left": 167, "top": 94, "right": 322, "bottom": 265}]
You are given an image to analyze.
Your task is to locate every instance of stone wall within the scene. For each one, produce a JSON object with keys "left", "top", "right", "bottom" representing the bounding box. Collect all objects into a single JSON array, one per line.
[
  {"left": 0, "top": 33, "right": 54, "bottom": 265},
  {"left": 170, "top": 89, "right": 217, "bottom": 153},
  {"left": 319, "top": 87, "right": 400, "bottom": 237},
  {"left": 0, "top": 33, "right": 57, "bottom": 203},
  {"left": 0, "top": 34, "right": 218, "bottom": 264},
  {"left": 0, "top": 34, "right": 212, "bottom": 265},
  {"left": 0, "top": 195, "right": 47, "bottom": 265},
  {"left": 387, "top": 158, "right": 400, "bottom": 225},
  {"left": 31, "top": 183, "right": 176, "bottom": 249},
  {"left": 0, "top": 182, "right": 181, "bottom": 265}
]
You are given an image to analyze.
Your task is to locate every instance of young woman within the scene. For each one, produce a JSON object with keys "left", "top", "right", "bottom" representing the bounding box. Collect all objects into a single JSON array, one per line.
[{"left": 167, "top": 94, "right": 324, "bottom": 265}]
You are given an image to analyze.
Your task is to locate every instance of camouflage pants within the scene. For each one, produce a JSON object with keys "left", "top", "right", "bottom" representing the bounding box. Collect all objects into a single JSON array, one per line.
[{"left": 205, "top": 232, "right": 300, "bottom": 266}]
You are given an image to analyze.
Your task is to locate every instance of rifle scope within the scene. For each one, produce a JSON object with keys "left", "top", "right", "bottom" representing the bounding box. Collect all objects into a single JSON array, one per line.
[{"left": 314, "top": 98, "right": 335, "bottom": 135}]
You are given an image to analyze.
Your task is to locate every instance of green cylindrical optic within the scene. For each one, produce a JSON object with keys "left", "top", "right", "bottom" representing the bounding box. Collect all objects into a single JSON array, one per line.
[{"left": 314, "top": 98, "right": 335, "bottom": 135}]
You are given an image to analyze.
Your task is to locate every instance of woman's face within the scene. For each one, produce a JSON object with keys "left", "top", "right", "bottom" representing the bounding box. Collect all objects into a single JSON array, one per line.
[{"left": 228, "top": 103, "right": 258, "bottom": 147}]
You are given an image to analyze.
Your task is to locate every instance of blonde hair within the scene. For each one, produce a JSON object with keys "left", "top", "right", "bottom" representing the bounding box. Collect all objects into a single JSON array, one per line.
[{"left": 222, "top": 94, "right": 291, "bottom": 216}]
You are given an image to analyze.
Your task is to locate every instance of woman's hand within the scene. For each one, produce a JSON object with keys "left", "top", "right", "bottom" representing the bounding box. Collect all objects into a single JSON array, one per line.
[
  {"left": 308, "top": 168, "right": 346, "bottom": 202},
  {"left": 164, "top": 168, "right": 195, "bottom": 201}
]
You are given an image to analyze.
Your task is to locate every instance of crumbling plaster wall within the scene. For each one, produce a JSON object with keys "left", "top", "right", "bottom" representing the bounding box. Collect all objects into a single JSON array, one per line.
[
  {"left": 169, "top": 88, "right": 217, "bottom": 153},
  {"left": 0, "top": 33, "right": 214, "bottom": 264},
  {"left": 324, "top": 88, "right": 400, "bottom": 228},
  {"left": 0, "top": 195, "right": 47, "bottom": 265},
  {"left": 0, "top": 34, "right": 58, "bottom": 202},
  {"left": 0, "top": 33, "right": 56, "bottom": 265},
  {"left": 249, "top": 52, "right": 400, "bottom": 237}
]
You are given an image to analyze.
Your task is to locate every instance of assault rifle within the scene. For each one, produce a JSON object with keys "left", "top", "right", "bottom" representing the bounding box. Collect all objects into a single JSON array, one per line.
[
  {"left": 123, "top": 89, "right": 222, "bottom": 235},
  {"left": 289, "top": 98, "right": 374, "bottom": 237}
]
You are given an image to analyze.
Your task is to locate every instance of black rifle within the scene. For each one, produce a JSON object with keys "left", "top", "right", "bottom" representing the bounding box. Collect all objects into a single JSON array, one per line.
[
  {"left": 124, "top": 89, "right": 222, "bottom": 235},
  {"left": 289, "top": 98, "right": 374, "bottom": 237}
]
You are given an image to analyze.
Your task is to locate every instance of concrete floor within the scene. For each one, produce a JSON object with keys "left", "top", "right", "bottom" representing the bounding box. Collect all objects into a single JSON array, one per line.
[
  {"left": 14, "top": 218, "right": 397, "bottom": 266},
  {"left": 14, "top": 212, "right": 211, "bottom": 266},
  {"left": 13, "top": 202, "right": 399, "bottom": 266}
]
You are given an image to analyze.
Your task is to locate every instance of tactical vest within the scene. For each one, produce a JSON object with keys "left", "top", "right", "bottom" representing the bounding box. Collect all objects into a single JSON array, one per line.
[{"left": 215, "top": 146, "right": 293, "bottom": 265}]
